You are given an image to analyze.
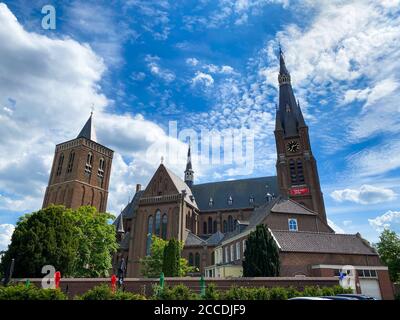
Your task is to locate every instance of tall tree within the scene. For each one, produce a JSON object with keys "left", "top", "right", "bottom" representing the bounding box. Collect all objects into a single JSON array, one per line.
[
  {"left": 162, "top": 238, "right": 180, "bottom": 277},
  {"left": 1, "top": 205, "right": 117, "bottom": 278},
  {"left": 376, "top": 229, "right": 400, "bottom": 282},
  {"left": 242, "top": 224, "right": 280, "bottom": 277}
]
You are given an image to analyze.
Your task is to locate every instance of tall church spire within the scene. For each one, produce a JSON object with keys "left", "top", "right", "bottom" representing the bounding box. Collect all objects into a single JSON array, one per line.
[
  {"left": 184, "top": 141, "right": 194, "bottom": 188},
  {"left": 276, "top": 49, "right": 306, "bottom": 137},
  {"left": 77, "top": 112, "right": 97, "bottom": 142}
]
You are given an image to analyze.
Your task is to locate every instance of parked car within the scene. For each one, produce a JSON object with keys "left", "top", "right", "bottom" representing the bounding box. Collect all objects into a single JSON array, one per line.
[
  {"left": 320, "top": 296, "right": 357, "bottom": 300},
  {"left": 288, "top": 297, "right": 332, "bottom": 300},
  {"left": 336, "top": 294, "right": 377, "bottom": 300}
]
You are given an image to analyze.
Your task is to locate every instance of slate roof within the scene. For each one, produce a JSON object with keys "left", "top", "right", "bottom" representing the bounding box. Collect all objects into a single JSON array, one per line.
[
  {"left": 77, "top": 113, "right": 97, "bottom": 142},
  {"left": 205, "top": 231, "right": 225, "bottom": 246},
  {"left": 164, "top": 166, "right": 198, "bottom": 208},
  {"left": 191, "top": 176, "right": 278, "bottom": 211},
  {"left": 272, "top": 230, "right": 377, "bottom": 255},
  {"left": 220, "top": 197, "right": 279, "bottom": 243},
  {"left": 271, "top": 198, "right": 317, "bottom": 215},
  {"left": 113, "top": 190, "right": 144, "bottom": 228},
  {"left": 185, "top": 232, "right": 206, "bottom": 246},
  {"left": 277, "top": 50, "right": 306, "bottom": 137}
]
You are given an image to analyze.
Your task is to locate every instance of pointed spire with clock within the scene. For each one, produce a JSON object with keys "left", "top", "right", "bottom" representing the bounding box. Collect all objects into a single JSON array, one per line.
[{"left": 274, "top": 48, "right": 327, "bottom": 223}]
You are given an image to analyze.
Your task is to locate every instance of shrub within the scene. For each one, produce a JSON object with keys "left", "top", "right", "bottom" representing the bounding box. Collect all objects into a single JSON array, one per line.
[
  {"left": 0, "top": 284, "right": 66, "bottom": 300},
  {"left": 285, "top": 286, "right": 301, "bottom": 299},
  {"left": 269, "top": 287, "right": 288, "bottom": 300},
  {"left": 155, "top": 284, "right": 199, "bottom": 300},
  {"left": 253, "top": 287, "right": 270, "bottom": 300},
  {"left": 77, "top": 284, "right": 145, "bottom": 300},
  {"left": 302, "top": 285, "right": 323, "bottom": 297},
  {"left": 203, "top": 283, "right": 219, "bottom": 300},
  {"left": 331, "top": 285, "right": 353, "bottom": 295},
  {"left": 221, "top": 286, "right": 256, "bottom": 300}
]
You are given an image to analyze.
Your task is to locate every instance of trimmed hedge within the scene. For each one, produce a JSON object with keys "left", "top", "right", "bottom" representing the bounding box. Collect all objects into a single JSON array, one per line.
[
  {"left": 76, "top": 284, "right": 146, "bottom": 300},
  {"left": 213, "top": 285, "right": 353, "bottom": 300},
  {"left": 153, "top": 284, "right": 200, "bottom": 300},
  {"left": 0, "top": 284, "right": 67, "bottom": 300},
  {"left": 0, "top": 283, "right": 353, "bottom": 300}
]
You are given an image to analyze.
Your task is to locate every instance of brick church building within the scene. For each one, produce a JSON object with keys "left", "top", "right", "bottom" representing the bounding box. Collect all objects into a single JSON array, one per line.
[{"left": 43, "top": 51, "right": 394, "bottom": 299}]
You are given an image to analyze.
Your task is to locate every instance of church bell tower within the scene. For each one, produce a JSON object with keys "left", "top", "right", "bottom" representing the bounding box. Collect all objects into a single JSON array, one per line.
[
  {"left": 42, "top": 113, "right": 114, "bottom": 212},
  {"left": 274, "top": 49, "right": 327, "bottom": 222}
]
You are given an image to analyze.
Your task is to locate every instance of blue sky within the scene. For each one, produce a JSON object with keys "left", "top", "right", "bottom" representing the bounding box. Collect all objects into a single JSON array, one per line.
[{"left": 0, "top": 0, "right": 399, "bottom": 250}]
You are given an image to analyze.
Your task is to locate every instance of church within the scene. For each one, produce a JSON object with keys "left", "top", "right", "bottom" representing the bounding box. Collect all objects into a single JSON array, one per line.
[{"left": 42, "top": 51, "right": 394, "bottom": 299}]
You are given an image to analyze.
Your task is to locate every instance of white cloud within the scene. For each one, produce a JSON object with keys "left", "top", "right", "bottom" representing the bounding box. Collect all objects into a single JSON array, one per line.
[
  {"left": 186, "top": 57, "right": 199, "bottom": 66},
  {"left": 145, "top": 55, "right": 176, "bottom": 83},
  {"left": 331, "top": 184, "right": 396, "bottom": 204},
  {"left": 327, "top": 219, "right": 346, "bottom": 234},
  {"left": 369, "top": 210, "right": 400, "bottom": 232},
  {"left": 347, "top": 140, "right": 400, "bottom": 177},
  {"left": 191, "top": 72, "right": 214, "bottom": 88},
  {"left": 0, "top": 4, "right": 185, "bottom": 216},
  {"left": 0, "top": 224, "right": 14, "bottom": 251}
]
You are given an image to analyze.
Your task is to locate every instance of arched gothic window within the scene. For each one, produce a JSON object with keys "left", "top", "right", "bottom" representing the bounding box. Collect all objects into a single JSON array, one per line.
[
  {"left": 56, "top": 153, "right": 64, "bottom": 176},
  {"left": 188, "top": 253, "right": 194, "bottom": 266},
  {"left": 67, "top": 152, "right": 75, "bottom": 173},
  {"left": 155, "top": 210, "right": 161, "bottom": 236},
  {"left": 162, "top": 214, "right": 167, "bottom": 239},
  {"left": 203, "top": 222, "right": 207, "bottom": 234},
  {"left": 228, "top": 215, "right": 233, "bottom": 232},
  {"left": 208, "top": 217, "right": 213, "bottom": 234},
  {"left": 85, "top": 152, "right": 93, "bottom": 173},
  {"left": 146, "top": 215, "right": 153, "bottom": 255}
]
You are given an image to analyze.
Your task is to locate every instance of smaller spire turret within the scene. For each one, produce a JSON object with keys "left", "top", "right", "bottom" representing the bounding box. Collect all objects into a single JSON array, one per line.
[{"left": 184, "top": 142, "right": 194, "bottom": 188}]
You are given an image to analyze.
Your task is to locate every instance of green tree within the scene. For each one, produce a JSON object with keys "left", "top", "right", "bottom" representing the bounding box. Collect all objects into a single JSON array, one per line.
[
  {"left": 162, "top": 238, "right": 180, "bottom": 276},
  {"left": 70, "top": 206, "right": 117, "bottom": 277},
  {"left": 1, "top": 206, "right": 79, "bottom": 277},
  {"left": 140, "top": 236, "right": 193, "bottom": 277},
  {"left": 242, "top": 224, "right": 280, "bottom": 277},
  {"left": 1, "top": 205, "right": 117, "bottom": 278},
  {"left": 140, "top": 236, "right": 168, "bottom": 277},
  {"left": 376, "top": 229, "right": 400, "bottom": 282}
]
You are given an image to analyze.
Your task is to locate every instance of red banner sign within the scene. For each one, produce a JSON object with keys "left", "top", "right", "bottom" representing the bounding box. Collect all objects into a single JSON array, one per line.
[{"left": 289, "top": 186, "right": 310, "bottom": 196}]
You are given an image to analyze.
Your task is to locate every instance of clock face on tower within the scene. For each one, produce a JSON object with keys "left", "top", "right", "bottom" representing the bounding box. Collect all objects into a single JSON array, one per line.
[{"left": 287, "top": 140, "right": 300, "bottom": 153}]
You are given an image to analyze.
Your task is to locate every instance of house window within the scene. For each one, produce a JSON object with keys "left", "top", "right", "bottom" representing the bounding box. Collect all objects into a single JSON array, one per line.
[
  {"left": 67, "top": 152, "right": 75, "bottom": 173},
  {"left": 249, "top": 196, "right": 254, "bottom": 205},
  {"left": 98, "top": 158, "right": 105, "bottom": 177},
  {"left": 288, "top": 218, "right": 298, "bottom": 231},
  {"left": 230, "top": 245, "right": 234, "bottom": 262},
  {"left": 56, "top": 153, "right": 64, "bottom": 176},
  {"left": 242, "top": 239, "right": 246, "bottom": 255},
  {"left": 235, "top": 242, "right": 240, "bottom": 260},
  {"left": 161, "top": 214, "right": 167, "bottom": 239},
  {"left": 85, "top": 152, "right": 93, "bottom": 173},
  {"left": 188, "top": 253, "right": 194, "bottom": 266},
  {"left": 209, "top": 197, "right": 214, "bottom": 207},
  {"left": 224, "top": 247, "right": 228, "bottom": 263},
  {"left": 227, "top": 196, "right": 233, "bottom": 206}
]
